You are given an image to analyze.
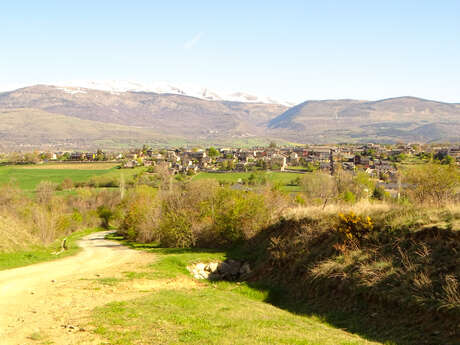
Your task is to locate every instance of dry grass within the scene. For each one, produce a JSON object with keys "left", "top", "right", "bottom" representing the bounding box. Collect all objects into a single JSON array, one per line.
[
  {"left": 0, "top": 215, "right": 38, "bottom": 252},
  {"left": 246, "top": 199, "right": 460, "bottom": 344},
  {"left": 286, "top": 199, "right": 392, "bottom": 220}
]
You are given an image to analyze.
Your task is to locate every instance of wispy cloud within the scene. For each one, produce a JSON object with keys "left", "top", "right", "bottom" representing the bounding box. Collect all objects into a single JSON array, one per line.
[{"left": 184, "top": 32, "right": 204, "bottom": 49}]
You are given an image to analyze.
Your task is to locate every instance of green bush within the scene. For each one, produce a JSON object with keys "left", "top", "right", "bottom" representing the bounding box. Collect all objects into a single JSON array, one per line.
[
  {"left": 118, "top": 181, "right": 288, "bottom": 248},
  {"left": 341, "top": 190, "right": 356, "bottom": 203},
  {"left": 97, "top": 206, "right": 114, "bottom": 229},
  {"left": 213, "top": 188, "right": 271, "bottom": 244},
  {"left": 372, "top": 186, "right": 386, "bottom": 200},
  {"left": 403, "top": 163, "right": 460, "bottom": 205}
]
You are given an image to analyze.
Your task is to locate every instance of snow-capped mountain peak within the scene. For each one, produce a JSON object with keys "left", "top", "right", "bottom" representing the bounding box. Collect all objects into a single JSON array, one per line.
[{"left": 51, "top": 80, "right": 294, "bottom": 105}]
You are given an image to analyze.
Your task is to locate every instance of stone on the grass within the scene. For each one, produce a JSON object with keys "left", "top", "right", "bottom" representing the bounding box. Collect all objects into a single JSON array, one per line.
[
  {"left": 226, "top": 260, "right": 241, "bottom": 276},
  {"left": 188, "top": 260, "right": 251, "bottom": 281},
  {"left": 205, "top": 262, "right": 219, "bottom": 272}
]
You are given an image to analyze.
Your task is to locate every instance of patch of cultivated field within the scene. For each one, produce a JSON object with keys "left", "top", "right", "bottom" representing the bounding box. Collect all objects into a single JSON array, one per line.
[
  {"left": 18, "top": 162, "right": 119, "bottom": 170},
  {"left": 0, "top": 165, "right": 116, "bottom": 191}
]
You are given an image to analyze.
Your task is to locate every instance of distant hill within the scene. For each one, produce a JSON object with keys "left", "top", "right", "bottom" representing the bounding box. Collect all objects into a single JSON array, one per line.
[
  {"left": 0, "top": 85, "right": 287, "bottom": 149},
  {"left": 0, "top": 84, "right": 459, "bottom": 149},
  {"left": 0, "top": 108, "right": 179, "bottom": 149},
  {"left": 267, "top": 97, "right": 460, "bottom": 143}
]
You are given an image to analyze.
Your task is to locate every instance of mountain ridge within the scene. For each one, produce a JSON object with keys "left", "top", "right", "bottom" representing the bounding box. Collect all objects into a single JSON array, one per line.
[
  {"left": 0, "top": 85, "right": 459, "bottom": 148},
  {"left": 36, "top": 80, "right": 295, "bottom": 106}
]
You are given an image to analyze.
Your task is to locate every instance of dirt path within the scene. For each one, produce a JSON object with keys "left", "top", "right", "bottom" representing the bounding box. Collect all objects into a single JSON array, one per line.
[{"left": 0, "top": 231, "right": 157, "bottom": 345}]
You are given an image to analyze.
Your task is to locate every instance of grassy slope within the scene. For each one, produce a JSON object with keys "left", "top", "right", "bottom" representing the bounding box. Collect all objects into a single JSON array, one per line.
[
  {"left": 0, "top": 108, "right": 290, "bottom": 149},
  {"left": 0, "top": 228, "right": 99, "bottom": 271},
  {"left": 0, "top": 108, "right": 165, "bottom": 148},
  {"left": 192, "top": 171, "right": 302, "bottom": 192},
  {"left": 241, "top": 207, "right": 460, "bottom": 345},
  {"left": 92, "top": 238, "right": 381, "bottom": 345}
]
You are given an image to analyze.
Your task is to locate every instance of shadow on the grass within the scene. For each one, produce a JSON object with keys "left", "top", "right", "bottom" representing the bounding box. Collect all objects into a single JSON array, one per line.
[{"left": 239, "top": 271, "right": 457, "bottom": 345}]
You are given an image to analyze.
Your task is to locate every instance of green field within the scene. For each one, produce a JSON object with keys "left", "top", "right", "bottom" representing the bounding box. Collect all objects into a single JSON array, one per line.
[
  {"left": 0, "top": 166, "right": 110, "bottom": 191},
  {"left": 0, "top": 164, "right": 141, "bottom": 192},
  {"left": 192, "top": 171, "right": 303, "bottom": 192},
  {"left": 0, "top": 165, "right": 305, "bottom": 193}
]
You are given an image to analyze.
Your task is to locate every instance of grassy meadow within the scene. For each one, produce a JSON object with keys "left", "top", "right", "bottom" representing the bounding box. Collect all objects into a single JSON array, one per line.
[
  {"left": 0, "top": 163, "right": 142, "bottom": 193},
  {"left": 0, "top": 164, "right": 114, "bottom": 191},
  {"left": 92, "top": 240, "right": 382, "bottom": 345}
]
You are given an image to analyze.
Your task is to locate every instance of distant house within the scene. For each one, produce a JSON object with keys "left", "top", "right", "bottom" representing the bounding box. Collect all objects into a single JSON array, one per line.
[
  {"left": 70, "top": 152, "right": 83, "bottom": 161},
  {"left": 85, "top": 153, "right": 96, "bottom": 161},
  {"left": 311, "top": 149, "right": 331, "bottom": 162}
]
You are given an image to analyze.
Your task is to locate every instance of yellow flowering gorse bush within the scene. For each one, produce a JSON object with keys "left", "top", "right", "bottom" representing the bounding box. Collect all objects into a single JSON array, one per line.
[{"left": 337, "top": 212, "right": 373, "bottom": 241}]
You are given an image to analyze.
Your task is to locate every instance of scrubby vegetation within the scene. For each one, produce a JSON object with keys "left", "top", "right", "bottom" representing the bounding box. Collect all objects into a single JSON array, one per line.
[
  {"left": 0, "top": 182, "right": 120, "bottom": 254},
  {"left": 118, "top": 180, "right": 289, "bottom": 247}
]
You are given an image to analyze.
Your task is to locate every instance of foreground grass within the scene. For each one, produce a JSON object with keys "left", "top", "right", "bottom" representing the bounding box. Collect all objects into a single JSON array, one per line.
[
  {"left": 92, "top": 239, "right": 381, "bottom": 345},
  {"left": 94, "top": 289, "right": 379, "bottom": 345},
  {"left": 0, "top": 228, "right": 100, "bottom": 271}
]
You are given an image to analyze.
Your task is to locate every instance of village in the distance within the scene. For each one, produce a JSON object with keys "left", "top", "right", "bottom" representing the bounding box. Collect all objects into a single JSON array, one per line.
[{"left": 2, "top": 142, "right": 459, "bottom": 193}]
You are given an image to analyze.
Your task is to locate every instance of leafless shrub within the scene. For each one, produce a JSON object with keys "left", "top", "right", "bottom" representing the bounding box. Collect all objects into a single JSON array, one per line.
[
  {"left": 301, "top": 172, "right": 337, "bottom": 207},
  {"left": 36, "top": 180, "right": 57, "bottom": 204}
]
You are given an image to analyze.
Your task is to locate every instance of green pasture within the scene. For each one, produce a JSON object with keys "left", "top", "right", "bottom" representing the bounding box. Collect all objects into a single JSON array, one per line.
[
  {"left": 0, "top": 166, "right": 110, "bottom": 191},
  {"left": 0, "top": 165, "right": 141, "bottom": 192}
]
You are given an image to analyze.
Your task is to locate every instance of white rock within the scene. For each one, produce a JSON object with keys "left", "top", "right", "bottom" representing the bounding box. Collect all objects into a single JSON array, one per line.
[
  {"left": 205, "top": 262, "right": 219, "bottom": 272},
  {"left": 195, "top": 263, "right": 206, "bottom": 271}
]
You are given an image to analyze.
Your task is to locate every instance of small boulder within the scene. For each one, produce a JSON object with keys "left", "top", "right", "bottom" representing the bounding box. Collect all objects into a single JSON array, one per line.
[
  {"left": 217, "top": 262, "right": 231, "bottom": 277},
  {"left": 226, "top": 260, "right": 241, "bottom": 276},
  {"left": 195, "top": 263, "right": 206, "bottom": 272},
  {"left": 205, "top": 262, "right": 219, "bottom": 273},
  {"left": 197, "top": 270, "right": 210, "bottom": 279}
]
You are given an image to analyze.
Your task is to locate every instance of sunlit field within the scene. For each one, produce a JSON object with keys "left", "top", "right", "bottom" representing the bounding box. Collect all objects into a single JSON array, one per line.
[{"left": 0, "top": 164, "right": 119, "bottom": 191}]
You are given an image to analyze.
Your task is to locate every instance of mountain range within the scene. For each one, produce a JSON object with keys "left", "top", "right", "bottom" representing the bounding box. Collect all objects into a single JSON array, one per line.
[{"left": 0, "top": 83, "right": 459, "bottom": 149}]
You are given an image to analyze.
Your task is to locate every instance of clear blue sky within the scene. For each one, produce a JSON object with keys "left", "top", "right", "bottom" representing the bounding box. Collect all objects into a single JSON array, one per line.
[{"left": 1, "top": 0, "right": 459, "bottom": 103}]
